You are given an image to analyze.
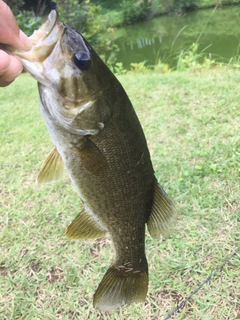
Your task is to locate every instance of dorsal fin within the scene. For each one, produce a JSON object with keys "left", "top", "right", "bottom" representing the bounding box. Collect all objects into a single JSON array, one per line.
[
  {"left": 37, "top": 147, "right": 64, "bottom": 184},
  {"left": 147, "top": 178, "right": 177, "bottom": 238},
  {"left": 66, "top": 210, "right": 106, "bottom": 239}
]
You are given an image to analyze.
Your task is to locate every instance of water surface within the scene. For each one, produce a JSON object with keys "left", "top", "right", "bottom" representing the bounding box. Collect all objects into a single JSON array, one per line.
[{"left": 111, "top": 6, "right": 240, "bottom": 68}]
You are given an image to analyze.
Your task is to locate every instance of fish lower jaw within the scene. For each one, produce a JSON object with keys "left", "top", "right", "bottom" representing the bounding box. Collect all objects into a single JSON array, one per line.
[{"left": 21, "top": 60, "right": 46, "bottom": 84}]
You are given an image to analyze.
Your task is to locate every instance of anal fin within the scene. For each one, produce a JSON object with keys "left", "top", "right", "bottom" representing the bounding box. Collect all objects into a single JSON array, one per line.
[
  {"left": 66, "top": 210, "right": 106, "bottom": 239},
  {"left": 37, "top": 147, "right": 64, "bottom": 184},
  {"left": 147, "top": 178, "right": 177, "bottom": 238}
]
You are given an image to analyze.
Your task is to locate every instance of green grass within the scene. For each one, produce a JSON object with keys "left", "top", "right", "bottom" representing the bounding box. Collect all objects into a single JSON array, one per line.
[{"left": 0, "top": 68, "right": 239, "bottom": 319}]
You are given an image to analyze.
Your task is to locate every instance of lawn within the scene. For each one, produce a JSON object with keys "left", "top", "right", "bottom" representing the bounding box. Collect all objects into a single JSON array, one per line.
[{"left": 0, "top": 68, "right": 239, "bottom": 319}]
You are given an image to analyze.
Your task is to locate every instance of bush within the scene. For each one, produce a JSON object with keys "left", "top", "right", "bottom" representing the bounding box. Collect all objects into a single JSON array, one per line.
[
  {"left": 57, "top": 0, "right": 105, "bottom": 44},
  {"left": 16, "top": 10, "right": 42, "bottom": 36},
  {"left": 176, "top": 43, "right": 215, "bottom": 70},
  {"left": 57, "top": 0, "right": 120, "bottom": 65},
  {"left": 121, "top": 0, "right": 152, "bottom": 25},
  {"left": 5, "top": 0, "right": 25, "bottom": 15},
  {"left": 57, "top": 0, "right": 92, "bottom": 34},
  {"left": 173, "top": 0, "right": 199, "bottom": 13}
]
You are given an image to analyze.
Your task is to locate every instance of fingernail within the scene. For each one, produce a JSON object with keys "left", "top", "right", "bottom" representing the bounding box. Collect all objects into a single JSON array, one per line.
[{"left": 19, "top": 30, "right": 32, "bottom": 50}]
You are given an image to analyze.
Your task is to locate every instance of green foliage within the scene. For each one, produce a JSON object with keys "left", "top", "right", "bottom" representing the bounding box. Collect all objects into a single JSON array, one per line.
[
  {"left": 57, "top": 0, "right": 119, "bottom": 63},
  {"left": 173, "top": 0, "right": 199, "bottom": 12},
  {"left": 176, "top": 43, "right": 215, "bottom": 70},
  {"left": 130, "top": 61, "right": 149, "bottom": 73},
  {"left": 109, "top": 62, "right": 127, "bottom": 76},
  {"left": 57, "top": 0, "right": 100, "bottom": 35},
  {"left": 228, "top": 55, "right": 240, "bottom": 68},
  {"left": 4, "top": 0, "right": 24, "bottom": 15},
  {"left": 16, "top": 10, "right": 42, "bottom": 36},
  {"left": 92, "top": 0, "right": 122, "bottom": 8},
  {"left": 109, "top": 43, "right": 217, "bottom": 75},
  {"left": 153, "top": 59, "right": 170, "bottom": 73},
  {"left": 121, "top": 0, "right": 152, "bottom": 25}
]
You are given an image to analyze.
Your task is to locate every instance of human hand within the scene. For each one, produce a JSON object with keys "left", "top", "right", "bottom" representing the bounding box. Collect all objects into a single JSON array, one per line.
[{"left": 0, "top": 0, "right": 32, "bottom": 86}]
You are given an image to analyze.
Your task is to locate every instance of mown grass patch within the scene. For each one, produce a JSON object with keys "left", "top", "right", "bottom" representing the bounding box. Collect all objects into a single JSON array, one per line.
[{"left": 0, "top": 68, "right": 239, "bottom": 319}]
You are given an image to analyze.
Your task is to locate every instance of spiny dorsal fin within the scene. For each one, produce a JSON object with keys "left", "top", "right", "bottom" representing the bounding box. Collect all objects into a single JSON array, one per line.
[
  {"left": 66, "top": 210, "right": 106, "bottom": 239},
  {"left": 37, "top": 147, "right": 64, "bottom": 185},
  {"left": 147, "top": 178, "right": 177, "bottom": 238},
  {"left": 93, "top": 262, "right": 148, "bottom": 311}
]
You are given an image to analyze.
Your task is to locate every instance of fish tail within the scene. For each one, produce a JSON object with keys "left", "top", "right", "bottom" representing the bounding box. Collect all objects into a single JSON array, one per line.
[{"left": 93, "top": 259, "right": 148, "bottom": 311}]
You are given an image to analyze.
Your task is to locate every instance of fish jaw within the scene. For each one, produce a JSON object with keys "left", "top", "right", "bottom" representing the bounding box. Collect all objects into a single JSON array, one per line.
[
  {"left": 29, "top": 10, "right": 59, "bottom": 45},
  {"left": 1, "top": 11, "right": 64, "bottom": 85}
]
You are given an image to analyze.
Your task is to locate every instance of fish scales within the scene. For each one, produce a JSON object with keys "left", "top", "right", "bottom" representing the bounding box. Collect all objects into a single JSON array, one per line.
[{"left": 0, "top": 10, "right": 177, "bottom": 311}]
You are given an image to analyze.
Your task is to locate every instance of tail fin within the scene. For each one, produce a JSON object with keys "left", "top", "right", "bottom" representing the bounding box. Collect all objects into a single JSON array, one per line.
[{"left": 93, "top": 262, "right": 148, "bottom": 311}]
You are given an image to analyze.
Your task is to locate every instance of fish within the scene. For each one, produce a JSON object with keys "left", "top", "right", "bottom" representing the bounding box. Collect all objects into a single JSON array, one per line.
[{"left": 1, "top": 11, "right": 177, "bottom": 311}]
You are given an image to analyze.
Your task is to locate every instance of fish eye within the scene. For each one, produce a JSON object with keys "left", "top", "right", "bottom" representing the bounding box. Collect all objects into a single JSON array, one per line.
[{"left": 74, "top": 51, "right": 91, "bottom": 71}]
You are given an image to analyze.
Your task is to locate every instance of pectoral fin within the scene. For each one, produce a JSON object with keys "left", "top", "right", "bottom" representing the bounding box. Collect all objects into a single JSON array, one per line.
[
  {"left": 147, "top": 178, "right": 177, "bottom": 238},
  {"left": 37, "top": 147, "right": 64, "bottom": 184},
  {"left": 66, "top": 210, "right": 106, "bottom": 239},
  {"left": 78, "top": 137, "right": 108, "bottom": 176}
]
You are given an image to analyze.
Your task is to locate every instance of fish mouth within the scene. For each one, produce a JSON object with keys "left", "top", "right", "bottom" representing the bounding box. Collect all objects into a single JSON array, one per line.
[
  {"left": 29, "top": 10, "right": 59, "bottom": 45},
  {"left": 9, "top": 10, "right": 64, "bottom": 63},
  {"left": 0, "top": 10, "right": 61, "bottom": 58}
]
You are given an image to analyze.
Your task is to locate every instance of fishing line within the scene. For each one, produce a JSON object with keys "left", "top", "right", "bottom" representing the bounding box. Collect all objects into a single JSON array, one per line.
[{"left": 163, "top": 246, "right": 239, "bottom": 320}]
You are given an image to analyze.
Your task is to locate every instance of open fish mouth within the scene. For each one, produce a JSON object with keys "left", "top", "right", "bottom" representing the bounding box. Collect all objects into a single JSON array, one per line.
[
  {"left": 6, "top": 10, "right": 65, "bottom": 64},
  {"left": 29, "top": 10, "right": 59, "bottom": 44},
  {"left": 0, "top": 10, "right": 61, "bottom": 61}
]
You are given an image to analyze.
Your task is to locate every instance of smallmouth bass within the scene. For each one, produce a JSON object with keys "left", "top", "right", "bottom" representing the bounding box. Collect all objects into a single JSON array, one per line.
[{"left": 2, "top": 11, "right": 177, "bottom": 311}]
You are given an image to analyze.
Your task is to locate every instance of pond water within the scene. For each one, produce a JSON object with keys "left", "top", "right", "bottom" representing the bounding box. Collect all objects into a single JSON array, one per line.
[{"left": 111, "top": 5, "right": 240, "bottom": 69}]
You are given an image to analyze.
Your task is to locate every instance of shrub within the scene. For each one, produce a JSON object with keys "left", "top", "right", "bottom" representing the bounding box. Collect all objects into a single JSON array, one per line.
[
  {"left": 173, "top": 0, "right": 199, "bottom": 13},
  {"left": 16, "top": 10, "right": 42, "bottom": 36},
  {"left": 57, "top": 0, "right": 120, "bottom": 65},
  {"left": 121, "top": 0, "right": 152, "bottom": 25},
  {"left": 5, "top": 0, "right": 25, "bottom": 15}
]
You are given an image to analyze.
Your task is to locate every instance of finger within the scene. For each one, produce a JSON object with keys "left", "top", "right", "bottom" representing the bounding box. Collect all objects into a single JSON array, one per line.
[
  {"left": 0, "top": 55, "right": 23, "bottom": 86},
  {"left": 19, "top": 30, "right": 32, "bottom": 50},
  {"left": 0, "top": 50, "right": 10, "bottom": 74},
  {"left": 0, "top": 1, "right": 32, "bottom": 50}
]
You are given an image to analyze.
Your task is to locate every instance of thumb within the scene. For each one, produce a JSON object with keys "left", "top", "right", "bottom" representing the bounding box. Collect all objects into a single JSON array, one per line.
[
  {"left": 19, "top": 30, "right": 32, "bottom": 50},
  {"left": 0, "top": 1, "right": 32, "bottom": 50}
]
